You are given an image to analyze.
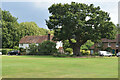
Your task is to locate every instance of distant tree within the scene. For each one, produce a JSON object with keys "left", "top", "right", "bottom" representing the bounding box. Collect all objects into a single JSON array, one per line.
[
  {"left": 46, "top": 2, "right": 116, "bottom": 56},
  {"left": 19, "top": 22, "right": 48, "bottom": 38},
  {"left": 2, "top": 9, "right": 20, "bottom": 48}
]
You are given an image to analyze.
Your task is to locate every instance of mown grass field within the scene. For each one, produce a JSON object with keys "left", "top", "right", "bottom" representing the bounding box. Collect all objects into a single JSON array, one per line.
[{"left": 2, "top": 55, "right": 118, "bottom": 78}]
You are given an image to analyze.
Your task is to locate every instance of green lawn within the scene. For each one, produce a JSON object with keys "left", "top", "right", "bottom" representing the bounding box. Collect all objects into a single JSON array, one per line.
[{"left": 2, "top": 55, "right": 118, "bottom": 78}]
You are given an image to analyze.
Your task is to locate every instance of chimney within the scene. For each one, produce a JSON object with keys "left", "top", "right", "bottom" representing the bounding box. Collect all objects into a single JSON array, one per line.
[{"left": 48, "top": 33, "right": 50, "bottom": 40}]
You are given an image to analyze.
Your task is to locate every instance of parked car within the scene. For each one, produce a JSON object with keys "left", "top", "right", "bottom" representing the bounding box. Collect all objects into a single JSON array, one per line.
[
  {"left": 116, "top": 52, "right": 120, "bottom": 57},
  {"left": 98, "top": 51, "right": 113, "bottom": 57},
  {"left": 8, "top": 50, "right": 20, "bottom": 55},
  {"left": 0, "top": 52, "right": 2, "bottom": 55}
]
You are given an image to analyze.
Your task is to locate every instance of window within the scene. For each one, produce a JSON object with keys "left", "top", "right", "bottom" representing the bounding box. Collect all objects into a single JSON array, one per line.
[
  {"left": 98, "top": 42, "right": 102, "bottom": 47},
  {"left": 108, "top": 42, "right": 111, "bottom": 47},
  {"left": 116, "top": 43, "right": 119, "bottom": 47},
  {"left": 20, "top": 44, "right": 23, "bottom": 46}
]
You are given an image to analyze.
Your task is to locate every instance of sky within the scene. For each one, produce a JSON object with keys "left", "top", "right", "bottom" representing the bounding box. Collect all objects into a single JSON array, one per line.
[{"left": 1, "top": 0, "right": 119, "bottom": 29}]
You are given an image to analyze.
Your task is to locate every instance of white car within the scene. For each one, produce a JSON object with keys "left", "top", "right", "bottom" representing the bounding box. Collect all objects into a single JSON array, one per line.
[
  {"left": 98, "top": 51, "right": 113, "bottom": 57},
  {"left": 0, "top": 52, "right": 2, "bottom": 55},
  {"left": 116, "top": 52, "right": 120, "bottom": 57}
]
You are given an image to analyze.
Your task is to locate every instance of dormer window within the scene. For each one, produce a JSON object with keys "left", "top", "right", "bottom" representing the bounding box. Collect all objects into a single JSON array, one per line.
[{"left": 108, "top": 42, "right": 111, "bottom": 47}]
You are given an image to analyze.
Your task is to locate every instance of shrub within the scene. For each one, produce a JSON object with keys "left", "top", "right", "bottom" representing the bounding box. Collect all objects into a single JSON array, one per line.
[
  {"left": 104, "top": 47, "right": 112, "bottom": 52},
  {"left": 93, "top": 52, "right": 99, "bottom": 56},
  {"left": 80, "top": 50, "right": 90, "bottom": 55},
  {"left": 2, "top": 49, "right": 8, "bottom": 55},
  {"left": 65, "top": 48, "right": 73, "bottom": 54},
  {"left": 38, "top": 41, "right": 57, "bottom": 55},
  {"left": 29, "top": 43, "right": 38, "bottom": 55},
  {"left": 13, "top": 46, "right": 19, "bottom": 50},
  {"left": 53, "top": 52, "right": 68, "bottom": 57},
  {"left": 19, "top": 47, "right": 26, "bottom": 55},
  {"left": 19, "top": 47, "right": 24, "bottom": 52}
]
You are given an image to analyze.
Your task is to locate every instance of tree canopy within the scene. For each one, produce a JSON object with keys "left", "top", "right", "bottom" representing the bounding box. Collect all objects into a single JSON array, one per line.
[
  {"left": 19, "top": 22, "right": 48, "bottom": 38},
  {"left": 46, "top": 2, "right": 116, "bottom": 56}
]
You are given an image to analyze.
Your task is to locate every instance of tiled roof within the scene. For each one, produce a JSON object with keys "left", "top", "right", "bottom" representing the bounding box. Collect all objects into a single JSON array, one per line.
[{"left": 19, "top": 35, "right": 54, "bottom": 44}]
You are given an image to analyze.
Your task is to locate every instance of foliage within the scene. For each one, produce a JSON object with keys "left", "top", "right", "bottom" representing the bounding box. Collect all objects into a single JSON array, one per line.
[
  {"left": 116, "top": 24, "right": 120, "bottom": 34},
  {"left": 53, "top": 52, "right": 68, "bottom": 57},
  {"left": 1, "top": 48, "right": 14, "bottom": 55},
  {"left": 29, "top": 43, "right": 38, "bottom": 55},
  {"left": 13, "top": 46, "right": 19, "bottom": 50},
  {"left": 38, "top": 41, "right": 57, "bottom": 55},
  {"left": 104, "top": 47, "right": 112, "bottom": 52},
  {"left": 65, "top": 48, "right": 73, "bottom": 54},
  {"left": 19, "top": 47, "right": 25, "bottom": 52},
  {"left": 46, "top": 2, "right": 116, "bottom": 56},
  {"left": 94, "top": 52, "right": 99, "bottom": 56},
  {"left": 80, "top": 50, "right": 90, "bottom": 55},
  {"left": 2, "top": 9, "right": 20, "bottom": 48},
  {"left": 2, "top": 49, "right": 8, "bottom": 55},
  {"left": 19, "top": 22, "right": 48, "bottom": 38},
  {"left": 80, "top": 40, "right": 94, "bottom": 50}
]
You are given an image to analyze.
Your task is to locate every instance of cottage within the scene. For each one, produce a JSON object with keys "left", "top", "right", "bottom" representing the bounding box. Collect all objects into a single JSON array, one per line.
[
  {"left": 19, "top": 34, "right": 63, "bottom": 49},
  {"left": 91, "top": 34, "right": 120, "bottom": 54}
]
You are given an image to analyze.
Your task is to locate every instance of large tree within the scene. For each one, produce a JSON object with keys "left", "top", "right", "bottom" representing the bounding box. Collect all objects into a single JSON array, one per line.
[
  {"left": 2, "top": 9, "right": 20, "bottom": 48},
  {"left": 46, "top": 2, "right": 116, "bottom": 56}
]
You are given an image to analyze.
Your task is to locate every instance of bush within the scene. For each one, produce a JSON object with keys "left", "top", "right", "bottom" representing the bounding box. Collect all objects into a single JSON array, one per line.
[
  {"left": 104, "top": 47, "right": 112, "bottom": 52},
  {"left": 93, "top": 52, "right": 99, "bottom": 56},
  {"left": 13, "top": 46, "right": 19, "bottom": 50},
  {"left": 38, "top": 41, "right": 57, "bottom": 55},
  {"left": 65, "top": 48, "right": 73, "bottom": 54},
  {"left": 53, "top": 52, "right": 68, "bottom": 57},
  {"left": 19, "top": 47, "right": 26, "bottom": 55},
  {"left": 2, "top": 49, "right": 9, "bottom": 55},
  {"left": 80, "top": 50, "right": 90, "bottom": 55},
  {"left": 29, "top": 43, "right": 38, "bottom": 55}
]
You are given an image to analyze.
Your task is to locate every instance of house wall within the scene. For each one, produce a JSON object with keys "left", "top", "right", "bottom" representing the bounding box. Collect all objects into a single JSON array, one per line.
[
  {"left": 93, "top": 42, "right": 119, "bottom": 53},
  {"left": 19, "top": 41, "right": 63, "bottom": 49},
  {"left": 19, "top": 44, "right": 29, "bottom": 49}
]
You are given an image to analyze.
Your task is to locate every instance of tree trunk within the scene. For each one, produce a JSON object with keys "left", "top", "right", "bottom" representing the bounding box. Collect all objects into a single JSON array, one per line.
[{"left": 73, "top": 45, "right": 82, "bottom": 56}]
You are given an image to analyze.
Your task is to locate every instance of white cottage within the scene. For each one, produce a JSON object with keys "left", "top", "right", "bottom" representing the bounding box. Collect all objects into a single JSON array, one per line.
[{"left": 19, "top": 34, "right": 63, "bottom": 49}]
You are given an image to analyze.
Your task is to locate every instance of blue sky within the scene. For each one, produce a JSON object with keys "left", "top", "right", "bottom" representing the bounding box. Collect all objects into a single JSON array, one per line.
[{"left": 1, "top": 0, "right": 119, "bottom": 29}]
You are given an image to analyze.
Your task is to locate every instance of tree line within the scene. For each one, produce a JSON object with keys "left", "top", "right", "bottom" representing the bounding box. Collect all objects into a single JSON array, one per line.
[{"left": 0, "top": 8, "right": 48, "bottom": 48}]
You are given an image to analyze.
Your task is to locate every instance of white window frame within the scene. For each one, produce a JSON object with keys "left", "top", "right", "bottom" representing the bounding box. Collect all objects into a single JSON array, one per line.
[
  {"left": 20, "top": 44, "right": 23, "bottom": 46},
  {"left": 108, "top": 42, "right": 111, "bottom": 47},
  {"left": 116, "top": 43, "right": 119, "bottom": 47}
]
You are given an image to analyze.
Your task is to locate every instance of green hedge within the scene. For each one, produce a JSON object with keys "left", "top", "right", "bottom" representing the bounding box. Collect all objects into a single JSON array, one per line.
[{"left": 0, "top": 49, "right": 14, "bottom": 55}]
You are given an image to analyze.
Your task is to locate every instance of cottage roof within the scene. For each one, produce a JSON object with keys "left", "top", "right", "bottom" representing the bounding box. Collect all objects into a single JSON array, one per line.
[{"left": 19, "top": 35, "right": 54, "bottom": 44}]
